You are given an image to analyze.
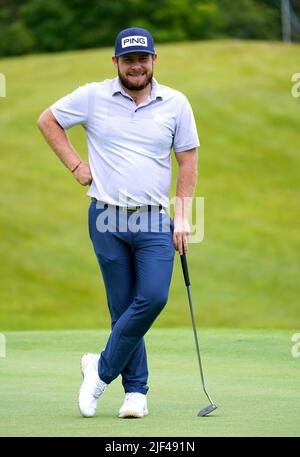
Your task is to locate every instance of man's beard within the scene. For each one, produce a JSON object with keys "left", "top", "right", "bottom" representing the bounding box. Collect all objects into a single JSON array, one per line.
[{"left": 118, "top": 68, "right": 153, "bottom": 91}]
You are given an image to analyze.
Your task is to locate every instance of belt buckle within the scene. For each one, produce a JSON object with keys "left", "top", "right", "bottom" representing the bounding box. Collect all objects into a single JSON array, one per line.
[{"left": 122, "top": 206, "right": 140, "bottom": 212}]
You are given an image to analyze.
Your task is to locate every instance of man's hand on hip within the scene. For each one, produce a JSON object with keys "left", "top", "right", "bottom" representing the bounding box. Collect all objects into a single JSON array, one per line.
[
  {"left": 173, "top": 217, "right": 190, "bottom": 255},
  {"left": 73, "top": 162, "right": 93, "bottom": 186}
]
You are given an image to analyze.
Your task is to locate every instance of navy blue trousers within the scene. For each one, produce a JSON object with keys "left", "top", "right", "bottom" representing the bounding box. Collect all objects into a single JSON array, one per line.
[{"left": 88, "top": 199, "right": 175, "bottom": 395}]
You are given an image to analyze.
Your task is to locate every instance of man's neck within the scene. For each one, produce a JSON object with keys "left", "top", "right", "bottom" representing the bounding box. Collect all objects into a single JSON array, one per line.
[{"left": 122, "top": 82, "right": 152, "bottom": 106}]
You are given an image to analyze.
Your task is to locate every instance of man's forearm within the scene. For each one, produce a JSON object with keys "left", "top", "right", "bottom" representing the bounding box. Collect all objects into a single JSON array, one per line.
[
  {"left": 37, "top": 109, "right": 81, "bottom": 172},
  {"left": 174, "top": 151, "right": 198, "bottom": 222}
]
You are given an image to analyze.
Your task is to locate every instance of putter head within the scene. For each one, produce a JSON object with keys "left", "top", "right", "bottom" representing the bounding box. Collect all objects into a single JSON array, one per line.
[{"left": 197, "top": 403, "right": 218, "bottom": 417}]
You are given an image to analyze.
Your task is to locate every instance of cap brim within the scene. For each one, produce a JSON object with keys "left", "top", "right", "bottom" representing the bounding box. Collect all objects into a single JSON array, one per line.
[{"left": 115, "top": 49, "right": 155, "bottom": 57}]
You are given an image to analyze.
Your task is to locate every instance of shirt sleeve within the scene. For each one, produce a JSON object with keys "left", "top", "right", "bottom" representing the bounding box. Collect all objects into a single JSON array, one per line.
[
  {"left": 173, "top": 96, "right": 200, "bottom": 153},
  {"left": 50, "top": 84, "right": 90, "bottom": 129}
]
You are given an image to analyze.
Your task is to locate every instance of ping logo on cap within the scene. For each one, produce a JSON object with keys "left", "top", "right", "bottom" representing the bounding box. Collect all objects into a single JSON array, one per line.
[{"left": 121, "top": 36, "right": 148, "bottom": 48}]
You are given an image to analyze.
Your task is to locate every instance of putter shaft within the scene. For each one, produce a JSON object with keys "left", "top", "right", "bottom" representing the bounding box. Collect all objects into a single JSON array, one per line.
[
  {"left": 186, "top": 284, "right": 214, "bottom": 406},
  {"left": 180, "top": 253, "right": 218, "bottom": 416}
]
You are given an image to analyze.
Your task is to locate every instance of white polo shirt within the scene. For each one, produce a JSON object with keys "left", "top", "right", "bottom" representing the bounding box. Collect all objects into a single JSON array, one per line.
[{"left": 51, "top": 77, "right": 200, "bottom": 207}]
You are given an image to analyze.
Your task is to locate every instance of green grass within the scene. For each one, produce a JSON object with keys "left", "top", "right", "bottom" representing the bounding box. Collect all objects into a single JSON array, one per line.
[
  {"left": 0, "top": 40, "right": 300, "bottom": 329},
  {"left": 0, "top": 328, "right": 299, "bottom": 437}
]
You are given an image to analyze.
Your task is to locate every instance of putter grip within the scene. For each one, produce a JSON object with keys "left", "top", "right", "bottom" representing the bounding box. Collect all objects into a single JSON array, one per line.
[{"left": 180, "top": 253, "right": 190, "bottom": 286}]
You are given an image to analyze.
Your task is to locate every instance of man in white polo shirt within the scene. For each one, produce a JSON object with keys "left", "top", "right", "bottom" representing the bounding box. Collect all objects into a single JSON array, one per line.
[{"left": 38, "top": 27, "right": 199, "bottom": 419}]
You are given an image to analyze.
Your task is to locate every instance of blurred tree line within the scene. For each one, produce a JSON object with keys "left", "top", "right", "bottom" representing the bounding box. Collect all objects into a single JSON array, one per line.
[{"left": 0, "top": 0, "right": 285, "bottom": 57}]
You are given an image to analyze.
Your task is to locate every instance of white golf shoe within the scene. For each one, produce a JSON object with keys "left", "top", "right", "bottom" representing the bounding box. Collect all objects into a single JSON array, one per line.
[
  {"left": 118, "top": 392, "right": 149, "bottom": 418},
  {"left": 78, "top": 353, "right": 107, "bottom": 417}
]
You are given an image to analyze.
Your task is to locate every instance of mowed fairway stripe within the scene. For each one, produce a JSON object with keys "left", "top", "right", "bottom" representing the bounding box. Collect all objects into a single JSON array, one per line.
[{"left": 0, "top": 328, "right": 299, "bottom": 437}]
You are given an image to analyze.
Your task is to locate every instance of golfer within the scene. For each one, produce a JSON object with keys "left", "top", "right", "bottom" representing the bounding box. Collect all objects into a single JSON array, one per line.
[{"left": 38, "top": 27, "right": 199, "bottom": 419}]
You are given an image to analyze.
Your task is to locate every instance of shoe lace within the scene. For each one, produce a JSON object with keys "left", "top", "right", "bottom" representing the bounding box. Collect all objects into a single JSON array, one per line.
[
  {"left": 125, "top": 392, "right": 144, "bottom": 403},
  {"left": 94, "top": 379, "right": 106, "bottom": 398}
]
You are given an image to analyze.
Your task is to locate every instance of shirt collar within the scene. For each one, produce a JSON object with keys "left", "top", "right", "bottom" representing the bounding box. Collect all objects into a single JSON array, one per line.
[
  {"left": 150, "top": 78, "right": 163, "bottom": 100},
  {"left": 111, "top": 77, "right": 163, "bottom": 100}
]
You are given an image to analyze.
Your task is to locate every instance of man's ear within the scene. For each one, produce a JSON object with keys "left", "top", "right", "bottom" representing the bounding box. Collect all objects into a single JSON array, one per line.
[{"left": 112, "top": 56, "right": 118, "bottom": 68}]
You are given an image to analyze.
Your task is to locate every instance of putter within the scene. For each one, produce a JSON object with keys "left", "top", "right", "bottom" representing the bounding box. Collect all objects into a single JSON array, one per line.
[{"left": 180, "top": 253, "right": 218, "bottom": 417}]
